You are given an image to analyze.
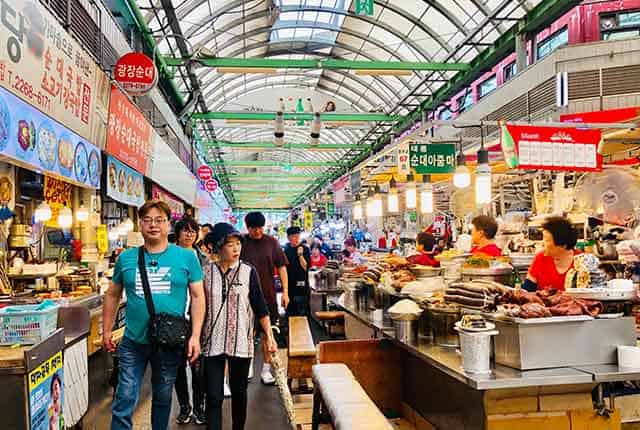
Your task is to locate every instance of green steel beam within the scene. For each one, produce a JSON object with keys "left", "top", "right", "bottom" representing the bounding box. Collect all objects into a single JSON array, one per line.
[
  {"left": 228, "top": 173, "right": 317, "bottom": 179},
  {"left": 192, "top": 112, "right": 399, "bottom": 122},
  {"left": 205, "top": 141, "right": 362, "bottom": 150},
  {"left": 163, "top": 57, "right": 469, "bottom": 72},
  {"left": 211, "top": 161, "right": 344, "bottom": 168}
]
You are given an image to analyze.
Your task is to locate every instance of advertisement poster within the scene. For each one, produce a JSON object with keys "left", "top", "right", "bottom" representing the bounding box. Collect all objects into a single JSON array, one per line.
[
  {"left": 0, "top": 0, "right": 110, "bottom": 146},
  {"left": 0, "top": 86, "right": 101, "bottom": 188},
  {"left": 28, "top": 351, "right": 64, "bottom": 430},
  {"left": 106, "top": 155, "right": 144, "bottom": 207},
  {"left": 106, "top": 85, "right": 153, "bottom": 175},
  {"left": 501, "top": 124, "right": 602, "bottom": 172},
  {"left": 44, "top": 176, "right": 72, "bottom": 228},
  {"left": 151, "top": 184, "right": 184, "bottom": 220}
]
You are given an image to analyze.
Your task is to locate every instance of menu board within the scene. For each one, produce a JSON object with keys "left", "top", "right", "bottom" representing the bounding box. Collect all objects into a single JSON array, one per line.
[
  {"left": 106, "top": 85, "right": 153, "bottom": 175},
  {"left": 28, "top": 351, "right": 64, "bottom": 430},
  {"left": 106, "top": 155, "right": 144, "bottom": 208},
  {"left": 0, "top": 0, "right": 110, "bottom": 146},
  {"left": 502, "top": 124, "right": 602, "bottom": 172},
  {"left": 0, "top": 86, "right": 101, "bottom": 188}
]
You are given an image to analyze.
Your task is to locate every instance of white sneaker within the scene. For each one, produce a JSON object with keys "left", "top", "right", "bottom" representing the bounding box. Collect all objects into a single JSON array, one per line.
[
  {"left": 224, "top": 380, "right": 231, "bottom": 397},
  {"left": 247, "top": 358, "right": 254, "bottom": 380},
  {"left": 261, "top": 366, "right": 276, "bottom": 385}
]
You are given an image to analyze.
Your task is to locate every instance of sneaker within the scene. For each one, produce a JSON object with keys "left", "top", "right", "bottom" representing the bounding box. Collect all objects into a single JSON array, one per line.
[
  {"left": 176, "top": 407, "right": 192, "bottom": 424},
  {"left": 261, "top": 367, "right": 276, "bottom": 385},
  {"left": 193, "top": 410, "right": 206, "bottom": 425},
  {"left": 247, "top": 358, "right": 254, "bottom": 380},
  {"left": 224, "top": 381, "right": 231, "bottom": 397}
]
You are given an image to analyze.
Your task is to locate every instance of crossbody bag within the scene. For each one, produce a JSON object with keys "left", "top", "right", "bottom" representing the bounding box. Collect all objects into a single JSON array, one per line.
[{"left": 138, "top": 246, "right": 191, "bottom": 350}]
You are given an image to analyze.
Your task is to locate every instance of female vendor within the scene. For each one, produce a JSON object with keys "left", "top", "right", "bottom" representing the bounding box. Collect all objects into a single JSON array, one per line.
[
  {"left": 407, "top": 232, "right": 440, "bottom": 267},
  {"left": 470, "top": 215, "right": 502, "bottom": 257},
  {"left": 524, "top": 216, "right": 578, "bottom": 292}
]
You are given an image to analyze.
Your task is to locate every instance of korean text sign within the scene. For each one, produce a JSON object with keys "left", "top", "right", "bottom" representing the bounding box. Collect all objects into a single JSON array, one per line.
[
  {"left": 0, "top": 86, "right": 101, "bottom": 188},
  {"left": 114, "top": 52, "right": 157, "bottom": 96},
  {"left": 0, "top": 0, "right": 110, "bottom": 146},
  {"left": 502, "top": 124, "right": 602, "bottom": 172},
  {"left": 409, "top": 143, "right": 456, "bottom": 174},
  {"left": 106, "top": 85, "right": 153, "bottom": 174},
  {"left": 28, "top": 351, "right": 64, "bottom": 430}
]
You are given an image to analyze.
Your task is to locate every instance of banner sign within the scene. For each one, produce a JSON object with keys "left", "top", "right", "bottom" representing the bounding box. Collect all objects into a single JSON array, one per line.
[
  {"left": 152, "top": 184, "right": 184, "bottom": 220},
  {"left": 409, "top": 143, "right": 456, "bottom": 174},
  {"left": 44, "top": 176, "right": 71, "bottom": 228},
  {"left": 197, "top": 165, "right": 213, "bottom": 181},
  {"left": 350, "top": 171, "right": 361, "bottom": 196},
  {"left": 0, "top": 0, "right": 110, "bottom": 146},
  {"left": 114, "top": 52, "right": 157, "bottom": 96},
  {"left": 106, "top": 155, "right": 144, "bottom": 207},
  {"left": 304, "top": 210, "right": 313, "bottom": 231},
  {"left": 0, "top": 86, "right": 101, "bottom": 188},
  {"left": 397, "top": 142, "right": 410, "bottom": 175},
  {"left": 106, "top": 85, "right": 153, "bottom": 175},
  {"left": 28, "top": 350, "right": 64, "bottom": 430},
  {"left": 501, "top": 124, "right": 602, "bottom": 172},
  {"left": 332, "top": 176, "right": 348, "bottom": 206},
  {"left": 204, "top": 179, "right": 218, "bottom": 192}
]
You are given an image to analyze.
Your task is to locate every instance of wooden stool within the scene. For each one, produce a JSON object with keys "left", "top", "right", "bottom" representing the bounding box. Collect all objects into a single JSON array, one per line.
[
  {"left": 288, "top": 316, "right": 316, "bottom": 393},
  {"left": 315, "top": 311, "right": 345, "bottom": 338}
]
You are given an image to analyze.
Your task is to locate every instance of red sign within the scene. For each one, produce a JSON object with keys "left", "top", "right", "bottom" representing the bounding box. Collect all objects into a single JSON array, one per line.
[
  {"left": 223, "top": 207, "right": 232, "bottom": 214},
  {"left": 502, "top": 124, "right": 602, "bottom": 172},
  {"left": 152, "top": 185, "right": 184, "bottom": 219},
  {"left": 197, "top": 165, "right": 214, "bottom": 181},
  {"left": 106, "top": 85, "right": 153, "bottom": 174},
  {"left": 560, "top": 107, "right": 640, "bottom": 124},
  {"left": 114, "top": 53, "right": 158, "bottom": 96},
  {"left": 204, "top": 179, "right": 218, "bottom": 192}
]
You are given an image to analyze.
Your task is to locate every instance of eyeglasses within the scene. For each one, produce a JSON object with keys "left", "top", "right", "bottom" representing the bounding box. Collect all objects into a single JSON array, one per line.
[
  {"left": 183, "top": 230, "right": 197, "bottom": 235},
  {"left": 142, "top": 217, "right": 168, "bottom": 226}
]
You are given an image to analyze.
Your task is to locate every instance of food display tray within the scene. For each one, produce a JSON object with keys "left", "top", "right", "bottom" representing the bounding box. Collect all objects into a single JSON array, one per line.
[
  {"left": 486, "top": 313, "right": 593, "bottom": 325},
  {"left": 565, "top": 288, "right": 635, "bottom": 301}
]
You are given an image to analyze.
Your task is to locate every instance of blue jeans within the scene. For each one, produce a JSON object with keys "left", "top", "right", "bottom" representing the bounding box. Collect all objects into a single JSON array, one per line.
[{"left": 111, "top": 336, "right": 182, "bottom": 430}]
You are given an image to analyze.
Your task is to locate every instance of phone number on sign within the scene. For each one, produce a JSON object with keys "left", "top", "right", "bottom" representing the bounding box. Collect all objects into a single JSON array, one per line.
[{"left": 12, "top": 75, "right": 52, "bottom": 112}]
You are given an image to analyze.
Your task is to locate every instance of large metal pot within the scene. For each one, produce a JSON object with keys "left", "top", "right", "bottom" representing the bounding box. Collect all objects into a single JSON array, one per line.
[
  {"left": 429, "top": 305, "right": 461, "bottom": 348},
  {"left": 461, "top": 266, "right": 514, "bottom": 286}
]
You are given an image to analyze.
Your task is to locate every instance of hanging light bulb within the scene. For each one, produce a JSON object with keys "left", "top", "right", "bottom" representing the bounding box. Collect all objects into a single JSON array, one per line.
[
  {"left": 353, "top": 195, "right": 363, "bottom": 220},
  {"left": 366, "top": 184, "right": 383, "bottom": 218},
  {"left": 475, "top": 147, "right": 492, "bottom": 205},
  {"left": 309, "top": 112, "right": 321, "bottom": 146},
  {"left": 453, "top": 151, "right": 471, "bottom": 188},
  {"left": 58, "top": 206, "right": 73, "bottom": 229},
  {"left": 420, "top": 175, "right": 434, "bottom": 214},
  {"left": 107, "top": 227, "right": 119, "bottom": 241},
  {"left": 122, "top": 218, "right": 134, "bottom": 233},
  {"left": 76, "top": 201, "right": 89, "bottom": 222},
  {"left": 405, "top": 173, "right": 417, "bottom": 209},
  {"left": 34, "top": 201, "right": 52, "bottom": 223},
  {"left": 273, "top": 111, "right": 285, "bottom": 147},
  {"left": 387, "top": 177, "right": 399, "bottom": 213}
]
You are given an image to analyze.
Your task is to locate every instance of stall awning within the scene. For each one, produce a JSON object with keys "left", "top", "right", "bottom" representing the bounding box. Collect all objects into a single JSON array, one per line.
[{"left": 148, "top": 133, "right": 197, "bottom": 205}]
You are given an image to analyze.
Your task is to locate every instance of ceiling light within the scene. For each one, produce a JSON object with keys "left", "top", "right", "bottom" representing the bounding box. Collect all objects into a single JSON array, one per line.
[
  {"left": 34, "top": 201, "right": 52, "bottom": 223},
  {"left": 366, "top": 185, "right": 383, "bottom": 218},
  {"left": 420, "top": 175, "right": 434, "bottom": 214},
  {"left": 453, "top": 152, "right": 471, "bottom": 189},
  {"left": 387, "top": 177, "right": 399, "bottom": 213},
  {"left": 58, "top": 206, "right": 73, "bottom": 229},
  {"left": 475, "top": 147, "right": 492, "bottom": 205},
  {"left": 76, "top": 201, "right": 89, "bottom": 222},
  {"left": 274, "top": 111, "right": 285, "bottom": 147},
  {"left": 353, "top": 196, "right": 363, "bottom": 220},
  {"left": 405, "top": 173, "right": 417, "bottom": 209},
  {"left": 309, "top": 112, "right": 321, "bottom": 146}
]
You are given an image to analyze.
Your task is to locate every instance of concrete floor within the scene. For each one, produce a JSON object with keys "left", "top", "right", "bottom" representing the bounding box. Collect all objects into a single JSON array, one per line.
[{"left": 85, "top": 348, "right": 291, "bottom": 430}]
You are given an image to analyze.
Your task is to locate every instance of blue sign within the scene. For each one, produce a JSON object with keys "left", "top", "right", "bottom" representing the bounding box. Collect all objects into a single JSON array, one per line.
[
  {"left": 0, "top": 86, "right": 101, "bottom": 188},
  {"left": 106, "top": 155, "right": 144, "bottom": 207}
]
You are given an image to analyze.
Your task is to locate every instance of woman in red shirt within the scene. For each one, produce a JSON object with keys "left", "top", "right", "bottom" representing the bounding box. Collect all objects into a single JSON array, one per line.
[
  {"left": 407, "top": 232, "right": 440, "bottom": 267},
  {"left": 470, "top": 215, "right": 502, "bottom": 257},
  {"left": 310, "top": 243, "right": 328, "bottom": 269},
  {"left": 525, "top": 217, "right": 578, "bottom": 292}
]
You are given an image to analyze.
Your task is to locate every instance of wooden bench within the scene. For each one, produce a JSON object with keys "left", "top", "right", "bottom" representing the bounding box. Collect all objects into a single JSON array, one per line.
[{"left": 288, "top": 316, "right": 316, "bottom": 392}]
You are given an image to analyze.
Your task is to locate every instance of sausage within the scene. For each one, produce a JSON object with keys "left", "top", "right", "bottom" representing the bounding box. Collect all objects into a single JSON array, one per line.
[
  {"left": 444, "top": 288, "right": 486, "bottom": 300},
  {"left": 444, "top": 294, "right": 490, "bottom": 308}
]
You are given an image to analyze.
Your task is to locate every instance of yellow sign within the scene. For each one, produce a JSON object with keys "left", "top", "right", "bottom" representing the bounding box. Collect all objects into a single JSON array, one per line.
[
  {"left": 96, "top": 225, "right": 108, "bottom": 254},
  {"left": 278, "top": 223, "right": 285, "bottom": 237},
  {"left": 28, "top": 351, "right": 63, "bottom": 393},
  {"left": 304, "top": 210, "right": 313, "bottom": 231}
]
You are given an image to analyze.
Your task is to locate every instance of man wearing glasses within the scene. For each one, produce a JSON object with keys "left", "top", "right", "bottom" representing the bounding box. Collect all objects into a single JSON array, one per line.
[{"left": 103, "top": 200, "right": 205, "bottom": 430}]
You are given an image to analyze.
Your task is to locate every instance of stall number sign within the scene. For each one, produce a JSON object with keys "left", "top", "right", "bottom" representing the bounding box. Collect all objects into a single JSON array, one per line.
[
  {"left": 502, "top": 124, "right": 603, "bottom": 172},
  {"left": 397, "top": 143, "right": 410, "bottom": 175},
  {"left": 114, "top": 52, "right": 157, "bottom": 96},
  {"left": 409, "top": 143, "right": 456, "bottom": 174}
]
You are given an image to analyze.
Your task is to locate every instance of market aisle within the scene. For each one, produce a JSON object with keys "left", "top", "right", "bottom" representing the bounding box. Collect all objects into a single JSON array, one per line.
[{"left": 87, "top": 347, "right": 291, "bottom": 430}]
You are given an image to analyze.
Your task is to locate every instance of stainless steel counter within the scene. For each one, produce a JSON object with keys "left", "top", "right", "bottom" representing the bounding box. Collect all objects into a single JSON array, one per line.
[{"left": 334, "top": 301, "right": 639, "bottom": 390}]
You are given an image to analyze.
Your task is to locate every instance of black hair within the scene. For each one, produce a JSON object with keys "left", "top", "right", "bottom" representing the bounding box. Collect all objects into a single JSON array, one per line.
[
  {"left": 174, "top": 217, "right": 199, "bottom": 239},
  {"left": 200, "top": 223, "right": 214, "bottom": 231},
  {"left": 311, "top": 243, "right": 322, "bottom": 251},
  {"left": 50, "top": 373, "right": 61, "bottom": 394},
  {"left": 471, "top": 215, "right": 498, "bottom": 239},
  {"left": 244, "top": 211, "right": 266, "bottom": 228},
  {"left": 542, "top": 216, "right": 577, "bottom": 250},
  {"left": 416, "top": 232, "right": 436, "bottom": 251},
  {"left": 287, "top": 226, "right": 302, "bottom": 236}
]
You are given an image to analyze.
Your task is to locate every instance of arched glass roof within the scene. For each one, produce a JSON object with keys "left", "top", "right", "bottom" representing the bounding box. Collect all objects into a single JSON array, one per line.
[{"left": 142, "top": 0, "right": 542, "bottom": 208}]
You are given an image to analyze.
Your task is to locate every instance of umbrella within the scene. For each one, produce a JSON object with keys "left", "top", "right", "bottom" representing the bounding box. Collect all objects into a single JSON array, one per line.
[{"left": 270, "top": 327, "right": 297, "bottom": 430}]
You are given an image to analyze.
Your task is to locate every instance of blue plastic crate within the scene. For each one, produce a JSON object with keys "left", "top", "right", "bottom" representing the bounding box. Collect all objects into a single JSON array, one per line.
[{"left": 0, "top": 304, "right": 58, "bottom": 345}]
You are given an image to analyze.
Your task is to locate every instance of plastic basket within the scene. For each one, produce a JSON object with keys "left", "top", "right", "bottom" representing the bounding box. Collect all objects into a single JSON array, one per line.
[{"left": 0, "top": 305, "right": 58, "bottom": 345}]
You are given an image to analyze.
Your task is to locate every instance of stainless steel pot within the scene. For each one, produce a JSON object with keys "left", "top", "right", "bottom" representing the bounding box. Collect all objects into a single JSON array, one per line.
[
  {"left": 429, "top": 306, "right": 461, "bottom": 348},
  {"left": 461, "top": 266, "right": 514, "bottom": 286}
]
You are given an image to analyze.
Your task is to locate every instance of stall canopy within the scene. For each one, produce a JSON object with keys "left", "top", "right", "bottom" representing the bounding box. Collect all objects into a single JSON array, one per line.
[
  {"left": 132, "top": 0, "right": 554, "bottom": 210},
  {"left": 149, "top": 132, "right": 198, "bottom": 205}
]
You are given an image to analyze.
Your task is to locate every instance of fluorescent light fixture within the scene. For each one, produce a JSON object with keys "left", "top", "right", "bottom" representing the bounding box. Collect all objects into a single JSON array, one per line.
[{"left": 355, "top": 69, "right": 413, "bottom": 76}]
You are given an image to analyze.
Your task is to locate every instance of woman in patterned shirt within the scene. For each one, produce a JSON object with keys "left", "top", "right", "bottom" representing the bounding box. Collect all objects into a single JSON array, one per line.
[{"left": 201, "top": 223, "right": 277, "bottom": 430}]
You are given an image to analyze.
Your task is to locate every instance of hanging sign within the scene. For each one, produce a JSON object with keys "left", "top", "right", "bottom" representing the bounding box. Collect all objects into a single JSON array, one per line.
[
  {"left": 96, "top": 225, "right": 108, "bottom": 254},
  {"left": 0, "top": 86, "right": 101, "bottom": 188},
  {"left": 28, "top": 350, "right": 64, "bottom": 430},
  {"left": 106, "top": 85, "right": 154, "bottom": 175},
  {"left": 304, "top": 210, "right": 313, "bottom": 231},
  {"left": 501, "top": 124, "right": 603, "bottom": 172},
  {"left": 409, "top": 143, "right": 456, "bottom": 174},
  {"left": 356, "top": 0, "right": 374, "bottom": 15},
  {"left": 204, "top": 179, "right": 218, "bottom": 192},
  {"left": 397, "top": 142, "right": 411, "bottom": 175},
  {"left": 114, "top": 52, "right": 158, "bottom": 96},
  {"left": 350, "top": 171, "right": 361, "bottom": 195},
  {"left": 0, "top": 0, "right": 110, "bottom": 146},
  {"left": 197, "top": 165, "right": 214, "bottom": 181},
  {"left": 152, "top": 184, "right": 184, "bottom": 220},
  {"left": 332, "top": 176, "right": 348, "bottom": 206},
  {"left": 106, "top": 155, "right": 144, "bottom": 207}
]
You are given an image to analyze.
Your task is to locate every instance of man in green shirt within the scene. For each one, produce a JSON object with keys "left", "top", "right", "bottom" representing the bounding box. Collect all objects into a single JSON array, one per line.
[{"left": 102, "top": 200, "right": 205, "bottom": 430}]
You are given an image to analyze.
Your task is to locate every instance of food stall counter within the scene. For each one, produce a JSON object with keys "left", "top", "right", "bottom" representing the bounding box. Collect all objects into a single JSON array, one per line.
[{"left": 573, "top": 364, "right": 640, "bottom": 383}]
